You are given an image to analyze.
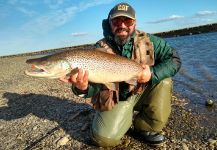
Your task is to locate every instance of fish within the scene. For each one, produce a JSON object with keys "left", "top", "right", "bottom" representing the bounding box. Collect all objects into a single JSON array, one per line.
[{"left": 25, "top": 48, "right": 143, "bottom": 89}]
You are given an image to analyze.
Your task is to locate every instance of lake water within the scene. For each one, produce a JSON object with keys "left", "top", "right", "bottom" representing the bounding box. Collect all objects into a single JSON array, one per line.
[{"left": 166, "top": 32, "right": 217, "bottom": 112}]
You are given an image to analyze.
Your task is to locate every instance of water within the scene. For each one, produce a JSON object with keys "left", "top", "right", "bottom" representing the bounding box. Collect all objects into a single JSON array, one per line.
[{"left": 166, "top": 32, "right": 217, "bottom": 112}]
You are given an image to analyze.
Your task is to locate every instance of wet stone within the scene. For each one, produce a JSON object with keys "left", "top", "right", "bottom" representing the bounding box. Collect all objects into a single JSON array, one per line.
[
  {"left": 182, "top": 143, "right": 189, "bottom": 150},
  {"left": 56, "top": 135, "right": 70, "bottom": 148},
  {"left": 208, "top": 138, "right": 217, "bottom": 146}
]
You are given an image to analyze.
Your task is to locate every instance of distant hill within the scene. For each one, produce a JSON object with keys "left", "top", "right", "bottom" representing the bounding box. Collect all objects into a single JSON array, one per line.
[{"left": 154, "top": 23, "right": 217, "bottom": 38}]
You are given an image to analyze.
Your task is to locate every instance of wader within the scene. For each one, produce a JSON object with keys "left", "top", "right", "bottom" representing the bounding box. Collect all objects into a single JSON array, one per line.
[{"left": 90, "top": 78, "right": 172, "bottom": 147}]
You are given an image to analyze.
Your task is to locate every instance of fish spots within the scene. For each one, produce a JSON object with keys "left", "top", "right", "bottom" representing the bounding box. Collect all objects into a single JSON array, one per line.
[{"left": 25, "top": 49, "right": 142, "bottom": 82}]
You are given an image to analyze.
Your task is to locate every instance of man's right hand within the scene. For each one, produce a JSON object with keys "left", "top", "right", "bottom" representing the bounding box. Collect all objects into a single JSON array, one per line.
[{"left": 59, "top": 68, "right": 89, "bottom": 91}]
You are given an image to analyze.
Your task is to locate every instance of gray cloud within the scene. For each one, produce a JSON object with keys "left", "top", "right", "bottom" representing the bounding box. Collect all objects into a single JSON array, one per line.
[
  {"left": 165, "top": 10, "right": 217, "bottom": 28},
  {"left": 146, "top": 10, "right": 217, "bottom": 25},
  {"left": 195, "top": 10, "right": 217, "bottom": 17},
  {"left": 71, "top": 32, "right": 88, "bottom": 37},
  {"left": 146, "top": 15, "right": 184, "bottom": 24}
]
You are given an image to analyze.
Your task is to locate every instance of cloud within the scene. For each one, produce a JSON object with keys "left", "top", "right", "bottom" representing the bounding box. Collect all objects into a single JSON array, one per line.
[
  {"left": 6, "top": 0, "right": 36, "bottom": 17},
  {"left": 16, "top": 7, "right": 36, "bottom": 17},
  {"left": 71, "top": 32, "right": 88, "bottom": 37},
  {"left": 20, "top": 0, "right": 114, "bottom": 35},
  {"left": 44, "top": 0, "right": 65, "bottom": 9},
  {"left": 8, "top": 0, "right": 18, "bottom": 5},
  {"left": 165, "top": 10, "right": 217, "bottom": 29},
  {"left": 195, "top": 10, "right": 217, "bottom": 17},
  {"left": 7, "top": 0, "right": 35, "bottom": 6},
  {"left": 186, "top": 10, "right": 217, "bottom": 26},
  {"left": 8, "top": 0, "right": 34, "bottom": 5},
  {"left": 146, "top": 15, "right": 184, "bottom": 24},
  {"left": 78, "top": 0, "right": 114, "bottom": 11},
  {"left": 21, "top": 6, "right": 78, "bottom": 34}
]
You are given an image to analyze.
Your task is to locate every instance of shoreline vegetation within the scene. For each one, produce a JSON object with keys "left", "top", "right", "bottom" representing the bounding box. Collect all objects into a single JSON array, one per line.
[{"left": 1, "top": 23, "right": 216, "bottom": 58}]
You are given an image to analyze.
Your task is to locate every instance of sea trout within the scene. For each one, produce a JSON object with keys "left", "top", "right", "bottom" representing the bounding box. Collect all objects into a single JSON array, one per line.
[{"left": 25, "top": 48, "right": 143, "bottom": 88}]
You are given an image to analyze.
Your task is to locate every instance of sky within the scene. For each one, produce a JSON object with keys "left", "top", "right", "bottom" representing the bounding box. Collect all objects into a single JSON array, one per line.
[{"left": 0, "top": 0, "right": 217, "bottom": 56}]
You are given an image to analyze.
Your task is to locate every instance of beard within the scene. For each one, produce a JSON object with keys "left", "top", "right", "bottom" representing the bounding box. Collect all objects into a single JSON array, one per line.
[{"left": 114, "top": 28, "right": 131, "bottom": 46}]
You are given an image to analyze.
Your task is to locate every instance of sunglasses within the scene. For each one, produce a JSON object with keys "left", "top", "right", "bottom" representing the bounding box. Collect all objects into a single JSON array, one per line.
[{"left": 111, "top": 17, "right": 135, "bottom": 27}]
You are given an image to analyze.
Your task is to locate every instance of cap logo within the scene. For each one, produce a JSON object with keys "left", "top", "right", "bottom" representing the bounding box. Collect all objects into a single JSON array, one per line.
[{"left": 117, "top": 4, "right": 129, "bottom": 11}]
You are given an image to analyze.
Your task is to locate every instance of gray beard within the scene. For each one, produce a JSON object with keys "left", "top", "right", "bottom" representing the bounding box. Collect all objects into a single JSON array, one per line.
[{"left": 114, "top": 35, "right": 131, "bottom": 46}]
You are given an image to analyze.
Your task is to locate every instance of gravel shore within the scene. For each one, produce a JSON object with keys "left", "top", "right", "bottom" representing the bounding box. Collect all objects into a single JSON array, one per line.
[{"left": 0, "top": 51, "right": 216, "bottom": 150}]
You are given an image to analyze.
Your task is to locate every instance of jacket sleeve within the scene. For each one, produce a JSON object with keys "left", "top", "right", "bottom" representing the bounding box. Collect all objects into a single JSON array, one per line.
[
  {"left": 72, "top": 83, "right": 102, "bottom": 98},
  {"left": 148, "top": 34, "right": 181, "bottom": 85}
]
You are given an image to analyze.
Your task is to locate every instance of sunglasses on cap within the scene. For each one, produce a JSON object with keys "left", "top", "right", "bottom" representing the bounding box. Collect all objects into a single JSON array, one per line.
[{"left": 111, "top": 17, "right": 135, "bottom": 27}]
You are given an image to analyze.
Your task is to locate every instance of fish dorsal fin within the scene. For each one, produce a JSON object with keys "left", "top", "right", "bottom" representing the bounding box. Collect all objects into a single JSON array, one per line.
[{"left": 66, "top": 67, "right": 79, "bottom": 77}]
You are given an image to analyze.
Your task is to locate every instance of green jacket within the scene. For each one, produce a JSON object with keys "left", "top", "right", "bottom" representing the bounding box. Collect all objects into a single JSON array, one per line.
[{"left": 72, "top": 19, "right": 181, "bottom": 99}]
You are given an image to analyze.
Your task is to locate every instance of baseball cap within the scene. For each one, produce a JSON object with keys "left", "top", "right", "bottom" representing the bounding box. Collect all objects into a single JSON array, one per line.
[{"left": 109, "top": 2, "right": 135, "bottom": 20}]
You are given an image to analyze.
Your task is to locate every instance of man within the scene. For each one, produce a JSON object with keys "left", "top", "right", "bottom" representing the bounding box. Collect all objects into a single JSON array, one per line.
[{"left": 66, "top": 2, "right": 181, "bottom": 147}]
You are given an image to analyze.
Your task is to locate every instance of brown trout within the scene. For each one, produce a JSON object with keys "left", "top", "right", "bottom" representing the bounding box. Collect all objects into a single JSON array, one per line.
[{"left": 25, "top": 48, "right": 143, "bottom": 86}]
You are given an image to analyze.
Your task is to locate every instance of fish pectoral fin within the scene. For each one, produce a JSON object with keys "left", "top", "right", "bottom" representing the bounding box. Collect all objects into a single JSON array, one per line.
[
  {"left": 95, "top": 48, "right": 107, "bottom": 52},
  {"left": 104, "top": 82, "right": 119, "bottom": 91},
  {"left": 66, "top": 67, "right": 79, "bottom": 77},
  {"left": 125, "top": 79, "right": 138, "bottom": 86}
]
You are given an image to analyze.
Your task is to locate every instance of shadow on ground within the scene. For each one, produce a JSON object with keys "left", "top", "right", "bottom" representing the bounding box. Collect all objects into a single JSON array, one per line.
[{"left": 0, "top": 92, "right": 94, "bottom": 149}]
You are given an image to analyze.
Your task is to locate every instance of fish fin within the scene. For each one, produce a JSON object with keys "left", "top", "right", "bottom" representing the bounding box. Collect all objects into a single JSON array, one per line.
[
  {"left": 125, "top": 79, "right": 139, "bottom": 93},
  {"left": 125, "top": 79, "right": 138, "bottom": 86},
  {"left": 104, "top": 82, "right": 119, "bottom": 91},
  {"left": 66, "top": 67, "right": 79, "bottom": 77},
  {"left": 95, "top": 48, "right": 107, "bottom": 52}
]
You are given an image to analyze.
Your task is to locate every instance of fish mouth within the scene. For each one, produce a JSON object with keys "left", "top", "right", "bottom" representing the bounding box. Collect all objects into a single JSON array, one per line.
[
  {"left": 25, "top": 64, "right": 69, "bottom": 79},
  {"left": 25, "top": 65, "right": 55, "bottom": 78}
]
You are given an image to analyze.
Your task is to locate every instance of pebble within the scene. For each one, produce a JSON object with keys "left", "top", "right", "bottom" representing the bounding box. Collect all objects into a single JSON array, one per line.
[
  {"left": 205, "top": 99, "right": 214, "bottom": 106},
  {"left": 17, "top": 135, "right": 23, "bottom": 140},
  {"left": 33, "top": 126, "right": 37, "bottom": 130},
  {"left": 171, "top": 139, "right": 176, "bottom": 143},
  {"left": 208, "top": 138, "right": 217, "bottom": 146},
  {"left": 26, "top": 122, "right": 31, "bottom": 126},
  {"left": 209, "top": 145, "right": 215, "bottom": 150},
  {"left": 81, "top": 123, "right": 89, "bottom": 131},
  {"left": 182, "top": 143, "right": 189, "bottom": 150},
  {"left": 56, "top": 135, "right": 70, "bottom": 148},
  {"left": 43, "top": 119, "right": 47, "bottom": 123},
  {"left": 182, "top": 138, "right": 188, "bottom": 142},
  {"left": 123, "top": 139, "right": 131, "bottom": 147},
  {"left": 68, "top": 111, "right": 81, "bottom": 121}
]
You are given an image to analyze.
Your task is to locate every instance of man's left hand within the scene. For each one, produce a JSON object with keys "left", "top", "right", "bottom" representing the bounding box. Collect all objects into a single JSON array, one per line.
[{"left": 138, "top": 65, "right": 152, "bottom": 83}]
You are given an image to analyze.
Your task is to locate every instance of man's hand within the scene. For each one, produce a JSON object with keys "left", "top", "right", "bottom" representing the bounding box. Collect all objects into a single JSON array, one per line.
[
  {"left": 59, "top": 68, "right": 89, "bottom": 91},
  {"left": 138, "top": 65, "right": 152, "bottom": 83}
]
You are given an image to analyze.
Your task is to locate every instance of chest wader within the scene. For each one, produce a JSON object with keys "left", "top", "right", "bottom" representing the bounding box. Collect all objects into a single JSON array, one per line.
[{"left": 90, "top": 31, "right": 172, "bottom": 147}]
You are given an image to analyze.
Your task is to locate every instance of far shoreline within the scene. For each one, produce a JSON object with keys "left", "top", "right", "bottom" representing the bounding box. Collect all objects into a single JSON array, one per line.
[
  {"left": 1, "top": 23, "right": 216, "bottom": 58},
  {"left": 154, "top": 23, "right": 217, "bottom": 38}
]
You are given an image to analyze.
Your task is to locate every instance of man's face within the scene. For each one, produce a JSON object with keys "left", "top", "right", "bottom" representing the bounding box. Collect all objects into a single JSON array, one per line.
[{"left": 110, "top": 16, "right": 136, "bottom": 45}]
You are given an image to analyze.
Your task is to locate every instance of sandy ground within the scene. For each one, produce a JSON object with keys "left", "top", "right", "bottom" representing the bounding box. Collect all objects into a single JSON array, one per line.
[{"left": 0, "top": 52, "right": 217, "bottom": 150}]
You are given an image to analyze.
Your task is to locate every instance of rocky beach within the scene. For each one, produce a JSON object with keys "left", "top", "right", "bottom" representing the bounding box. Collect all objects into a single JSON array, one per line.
[{"left": 0, "top": 45, "right": 217, "bottom": 150}]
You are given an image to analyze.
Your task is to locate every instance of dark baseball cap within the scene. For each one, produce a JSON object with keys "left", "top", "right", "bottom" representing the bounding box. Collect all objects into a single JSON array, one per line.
[{"left": 109, "top": 2, "right": 135, "bottom": 20}]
